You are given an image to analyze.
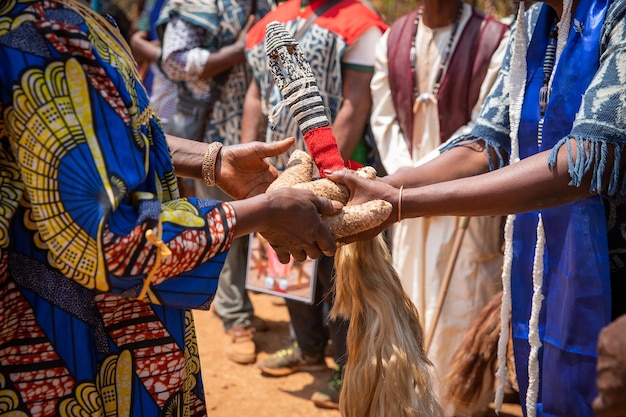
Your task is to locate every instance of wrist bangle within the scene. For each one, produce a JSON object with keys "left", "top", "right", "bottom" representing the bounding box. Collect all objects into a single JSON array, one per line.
[
  {"left": 202, "top": 142, "right": 223, "bottom": 187},
  {"left": 398, "top": 186, "right": 404, "bottom": 223}
]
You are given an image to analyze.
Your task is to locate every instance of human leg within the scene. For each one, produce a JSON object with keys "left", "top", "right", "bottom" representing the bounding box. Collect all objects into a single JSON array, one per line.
[
  {"left": 311, "top": 316, "right": 349, "bottom": 409},
  {"left": 257, "top": 256, "right": 335, "bottom": 376},
  {"left": 215, "top": 235, "right": 260, "bottom": 364},
  {"left": 286, "top": 256, "right": 333, "bottom": 358}
]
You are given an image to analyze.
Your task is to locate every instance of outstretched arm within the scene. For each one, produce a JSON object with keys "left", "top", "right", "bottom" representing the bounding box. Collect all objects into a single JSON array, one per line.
[
  {"left": 329, "top": 137, "right": 621, "bottom": 242},
  {"left": 167, "top": 135, "right": 296, "bottom": 199},
  {"left": 400, "top": 141, "right": 595, "bottom": 218},
  {"left": 381, "top": 139, "right": 495, "bottom": 189},
  {"left": 230, "top": 189, "right": 340, "bottom": 262}
]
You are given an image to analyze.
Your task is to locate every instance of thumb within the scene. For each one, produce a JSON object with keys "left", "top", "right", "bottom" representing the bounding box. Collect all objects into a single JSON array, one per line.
[{"left": 263, "top": 137, "right": 296, "bottom": 157}]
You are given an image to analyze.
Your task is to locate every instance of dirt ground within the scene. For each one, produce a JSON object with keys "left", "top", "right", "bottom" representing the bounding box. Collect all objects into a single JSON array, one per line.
[{"left": 193, "top": 291, "right": 523, "bottom": 417}]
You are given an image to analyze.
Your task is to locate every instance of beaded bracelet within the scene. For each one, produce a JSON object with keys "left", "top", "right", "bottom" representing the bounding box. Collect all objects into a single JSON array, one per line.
[{"left": 201, "top": 142, "right": 223, "bottom": 187}]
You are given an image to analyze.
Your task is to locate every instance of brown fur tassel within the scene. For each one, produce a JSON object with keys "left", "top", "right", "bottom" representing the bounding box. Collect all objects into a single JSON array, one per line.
[
  {"left": 444, "top": 291, "right": 513, "bottom": 411},
  {"left": 332, "top": 235, "right": 443, "bottom": 417}
]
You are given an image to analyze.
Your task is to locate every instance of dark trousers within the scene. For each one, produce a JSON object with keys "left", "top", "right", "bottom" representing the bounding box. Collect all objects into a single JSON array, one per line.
[{"left": 285, "top": 255, "right": 348, "bottom": 368}]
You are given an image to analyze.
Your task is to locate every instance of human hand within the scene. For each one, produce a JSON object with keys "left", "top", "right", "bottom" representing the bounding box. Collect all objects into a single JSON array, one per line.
[
  {"left": 216, "top": 138, "right": 295, "bottom": 199},
  {"left": 593, "top": 314, "right": 626, "bottom": 417},
  {"left": 326, "top": 169, "right": 399, "bottom": 243},
  {"left": 231, "top": 188, "right": 341, "bottom": 263}
]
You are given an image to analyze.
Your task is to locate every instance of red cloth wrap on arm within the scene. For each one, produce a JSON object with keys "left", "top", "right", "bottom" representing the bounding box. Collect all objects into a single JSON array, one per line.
[{"left": 303, "top": 126, "right": 346, "bottom": 176}]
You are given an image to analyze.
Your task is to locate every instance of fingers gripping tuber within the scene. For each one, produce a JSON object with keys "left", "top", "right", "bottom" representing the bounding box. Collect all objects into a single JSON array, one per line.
[
  {"left": 293, "top": 179, "right": 350, "bottom": 204},
  {"left": 292, "top": 166, "right": 378, "bottom": 205},
  {"left": 266, "top": 157, "right": 390, "bottom": 239},
  {"left": 323, "top": 199, "right": 392, "bottom": 239}
]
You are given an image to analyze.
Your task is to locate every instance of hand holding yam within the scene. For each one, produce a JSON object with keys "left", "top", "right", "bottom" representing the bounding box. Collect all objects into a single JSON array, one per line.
[
  {"left": 265, "top": 150, "right": 391, "bottom": 240},
  {"left": 263, "top": 22, "right": 392, "bottom": 240}
]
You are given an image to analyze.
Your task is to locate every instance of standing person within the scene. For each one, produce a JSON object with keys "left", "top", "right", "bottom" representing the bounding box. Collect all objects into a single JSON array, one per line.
[
  {"left": 158, "top": 0, "right": 273, "bottom": 365},
  {"left": 0, "top": 1, "right": 341, "bottom": 416},
  {"left": 329, "top": 0, "right": 626, "bottom": 415},
  {"left": 131, "top": 0, "right": 193, "bottom": 197},
  {"left": 130, "top": 0, "right": 178, "bottom": 130},
  {"left": 369, "top": 1, "right": 509, "bottom": 414},
  {"left": 241, "top": 0, "right": 387, "bottom": 409}
]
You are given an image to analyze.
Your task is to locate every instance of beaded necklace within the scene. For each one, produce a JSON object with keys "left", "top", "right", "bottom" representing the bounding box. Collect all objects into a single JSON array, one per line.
[
  {"left": 537, "top": 20, "right": 558, "bottom": 148},
  {"left": 409, "top": 1, "right": 464, "bottom": 99}
]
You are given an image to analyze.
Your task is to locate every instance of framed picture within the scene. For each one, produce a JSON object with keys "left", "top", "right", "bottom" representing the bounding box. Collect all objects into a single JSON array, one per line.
[{"left": 245, "top": 233, "right": 317, "bottom": 304}]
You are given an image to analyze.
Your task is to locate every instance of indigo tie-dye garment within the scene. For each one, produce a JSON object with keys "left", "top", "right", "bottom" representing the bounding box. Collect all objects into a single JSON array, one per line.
[
  {"left": 0, "top": 1, "right": 237, "bottom": 415},
  {"left": 443, "top": 1, "right": 626, "bottom": 416},
  {"left": 156, "top": 0, "right": 273, "bottom": 146}
]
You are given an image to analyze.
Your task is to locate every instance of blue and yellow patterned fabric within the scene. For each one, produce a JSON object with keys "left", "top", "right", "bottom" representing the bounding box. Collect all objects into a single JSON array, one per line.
[{"left": 0, "top": 1, "right": 236, "bottom": 415}]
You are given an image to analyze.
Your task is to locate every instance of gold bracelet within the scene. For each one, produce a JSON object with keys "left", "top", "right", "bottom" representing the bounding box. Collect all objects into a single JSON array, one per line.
[
  {"left": 398, "top": 186, "right": 404, "bottom": 223},
  {"left": 201, "top": 142, "right": 223, "bottom": 187}
]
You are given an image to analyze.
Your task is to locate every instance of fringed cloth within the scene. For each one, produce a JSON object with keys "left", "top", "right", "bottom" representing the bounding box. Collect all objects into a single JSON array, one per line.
[{"left": 442, "top": 1, "right": 618, "bottom": 416}]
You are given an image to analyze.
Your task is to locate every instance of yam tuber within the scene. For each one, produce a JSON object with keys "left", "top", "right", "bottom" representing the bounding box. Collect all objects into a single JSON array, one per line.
[
  {"left": 266, "top": 149, "right": 313, "bottom": 192},
  {"left": 322, "top": 200, "right": 391, "bottom": 240},
  {"left": 266, "top": 157, "right": 388, "bottom": 239},
  {"left": 292, "top": 166, "right": 378, "bottom": 205},
  {"left": 293, "top": 178, "right": 350, "bottom": 204}
]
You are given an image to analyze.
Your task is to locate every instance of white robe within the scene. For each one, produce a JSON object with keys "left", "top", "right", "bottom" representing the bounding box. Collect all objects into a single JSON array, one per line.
[{"left": 370, "top": 6, "right": 509, "bottom": 415}]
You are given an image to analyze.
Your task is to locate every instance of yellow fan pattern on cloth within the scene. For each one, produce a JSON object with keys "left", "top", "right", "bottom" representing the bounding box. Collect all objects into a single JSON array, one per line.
[{"left": 5, "top": 58, "right": 113, "bottom": 292}]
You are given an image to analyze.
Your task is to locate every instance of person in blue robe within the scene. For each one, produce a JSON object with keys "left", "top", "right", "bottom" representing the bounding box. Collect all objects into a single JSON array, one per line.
[{"left": 329, "top": 1, "right": 626, "bottom": 416}]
